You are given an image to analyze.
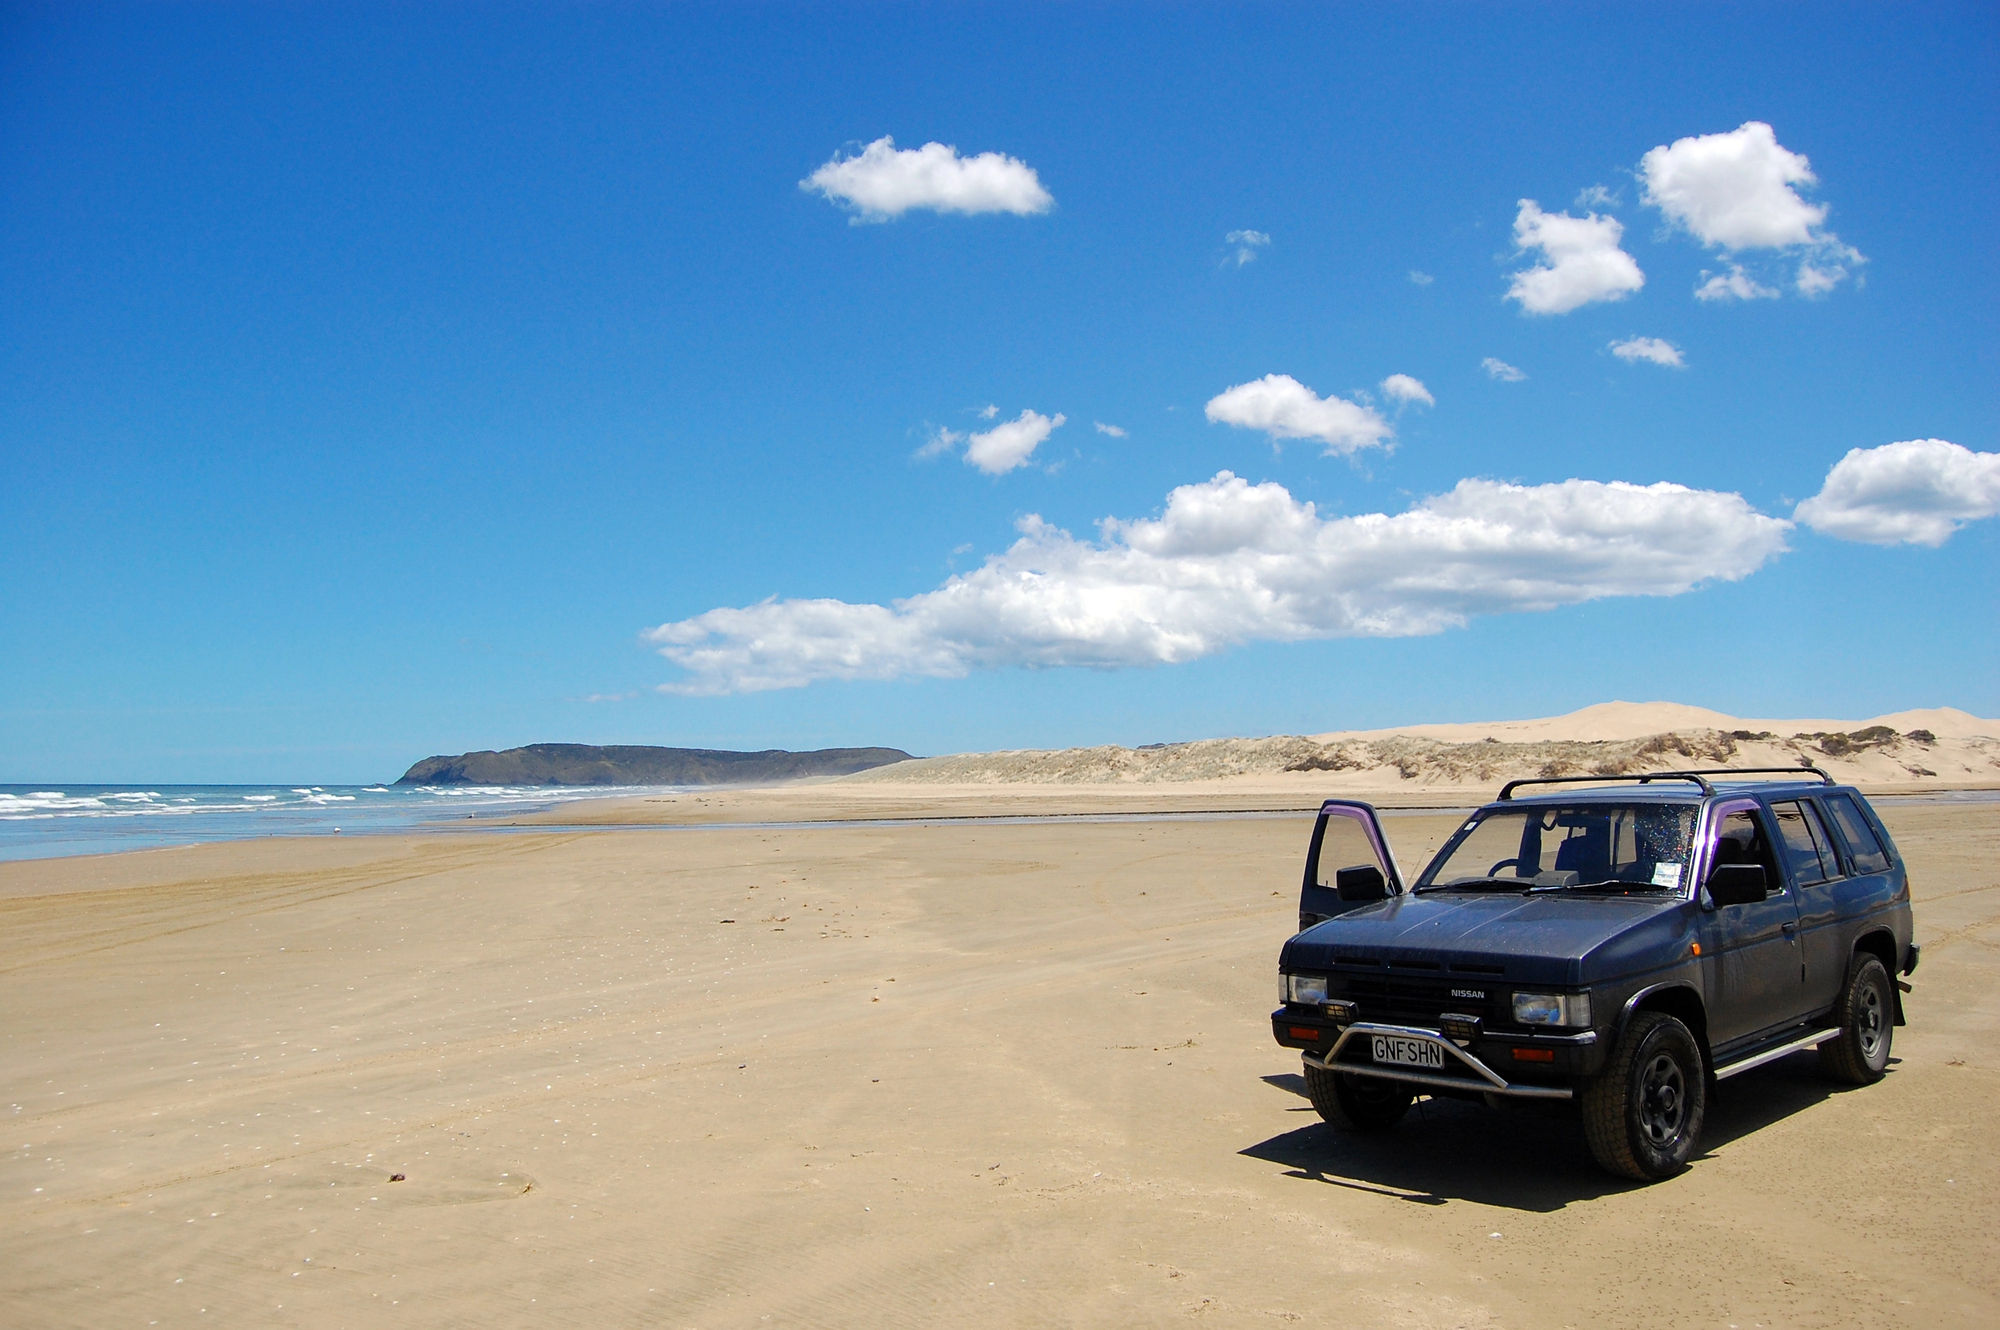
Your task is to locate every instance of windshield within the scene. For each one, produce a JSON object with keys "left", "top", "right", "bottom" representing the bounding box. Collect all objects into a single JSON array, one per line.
[{"left": 1416, "top": 802, "right": 1699, "bottom": 892}]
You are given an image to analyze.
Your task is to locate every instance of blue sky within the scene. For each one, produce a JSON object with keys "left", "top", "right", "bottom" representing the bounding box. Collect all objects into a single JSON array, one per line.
[{"left": 3, "top": 3, "right": 1995, "bottom": 783}]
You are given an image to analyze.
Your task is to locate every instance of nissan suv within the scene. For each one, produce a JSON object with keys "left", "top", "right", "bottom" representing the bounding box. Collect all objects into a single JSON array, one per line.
[{"left": 1271, "top": 768, "right": 1917, "bottom": 1181}]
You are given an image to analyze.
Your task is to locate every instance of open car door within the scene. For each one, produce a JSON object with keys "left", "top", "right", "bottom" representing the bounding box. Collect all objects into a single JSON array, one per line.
[{"left": 1297, "top": 800, "right": 1407, "bottom": 932}]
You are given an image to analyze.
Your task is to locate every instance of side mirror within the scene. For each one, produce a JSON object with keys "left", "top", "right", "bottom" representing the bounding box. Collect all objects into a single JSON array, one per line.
[
  {"left": 1335, "top": 863, "right": 1389, "bottom": 903},
  {"left": 1707, "top": 862, "right": 1769, "bottom": 906}
]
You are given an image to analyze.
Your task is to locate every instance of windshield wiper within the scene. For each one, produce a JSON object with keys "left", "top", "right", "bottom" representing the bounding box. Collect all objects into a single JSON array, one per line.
[
  {"left": 1416, "top": 877, "right": 1535, "bottom": 894},
  {"left": 1528, "top": 878, "right": 1673, "bottom": 894}
]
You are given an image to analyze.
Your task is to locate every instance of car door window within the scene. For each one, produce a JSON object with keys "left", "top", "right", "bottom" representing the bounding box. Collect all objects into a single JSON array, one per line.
[
  {"left": 1711, "top": 807, "right": 1783, "bottom": 887},
  {"left": 1772, "top": 800, "right": 1837, "bottom": 885},
  {"left": 1824, "top": 792, "right": 1892, "bottom": 874},
  {"left": 1312, "top": 811, "right": 1397, "bottom": 892}
]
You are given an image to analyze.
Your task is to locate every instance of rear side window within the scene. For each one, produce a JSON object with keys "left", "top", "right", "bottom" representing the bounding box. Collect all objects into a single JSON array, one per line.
[
  {"left": 1772, "top": 800, "right": 1838, "bottom": 884},
  {"left": 1824, "top": 793, "right": 1892, "bottom": 874}
]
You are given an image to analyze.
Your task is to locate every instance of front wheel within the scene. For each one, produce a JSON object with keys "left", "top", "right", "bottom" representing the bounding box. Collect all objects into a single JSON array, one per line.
[
  {"left": 1581, "top": 1012, "right": 1706, "bottom": 1182},
  {"left": 1304, "top": 1061, "right": 1413, "bottom": 1130},
  {"left": 1819, "top": 954, "right": 1893, "bottom": 1084}
]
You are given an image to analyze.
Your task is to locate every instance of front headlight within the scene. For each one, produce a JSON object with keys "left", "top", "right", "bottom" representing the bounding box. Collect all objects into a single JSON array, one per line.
[
  {"left": 1511, "top": 991, "right": 1592, "bottom": 1027},
  {"left": 1282, "top": 973, "right": 1330, "bottom": 1005}
]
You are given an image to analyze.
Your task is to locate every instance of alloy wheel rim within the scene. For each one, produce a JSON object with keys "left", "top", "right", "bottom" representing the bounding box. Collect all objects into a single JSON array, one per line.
[
  {"left": 1858, "top": 982, "right": 1886, "bottom": 1061},
  {"left": 1638, "top": 1051, "right": 1686, "bottom": 1146}
]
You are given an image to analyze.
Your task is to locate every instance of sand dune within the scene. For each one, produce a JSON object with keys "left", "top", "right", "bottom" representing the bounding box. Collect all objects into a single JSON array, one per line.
[{"left": 839, "top": 700, "right": 2000, "bottom": 795}]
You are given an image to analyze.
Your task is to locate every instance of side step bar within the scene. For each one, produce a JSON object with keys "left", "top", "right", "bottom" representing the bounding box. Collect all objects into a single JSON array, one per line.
[{"left": 1712, "top": 1027, "right": 1840, "bottom": 1081}]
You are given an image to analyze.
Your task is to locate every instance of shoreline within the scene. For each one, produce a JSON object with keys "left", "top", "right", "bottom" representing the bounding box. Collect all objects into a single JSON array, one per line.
[{"left": 6, "top": 778, "right": 1998, "bottom": 869}]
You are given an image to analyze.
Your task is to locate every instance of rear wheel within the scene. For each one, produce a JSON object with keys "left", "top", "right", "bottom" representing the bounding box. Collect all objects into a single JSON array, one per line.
[
  {"left": 1304, "top": 1061, "right": 1413, "bottom": 1130},
  {"left": 1582, "top": 1011, "right": 1706, "bottom": 1182},
  {"left": 1819, "top": 954, "right": 1893, "bottom": 1084}
]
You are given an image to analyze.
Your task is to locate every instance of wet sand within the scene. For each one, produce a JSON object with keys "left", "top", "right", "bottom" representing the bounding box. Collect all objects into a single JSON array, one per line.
[{"left": 3, "top": 799, "right": 1995, "bottom": 1328}]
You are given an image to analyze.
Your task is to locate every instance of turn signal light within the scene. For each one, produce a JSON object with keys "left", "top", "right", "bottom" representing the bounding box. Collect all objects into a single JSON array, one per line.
[
  {"left": 1287, "top": 1026, "right": 1321, "bottom": 1041},
  {"left": 1510, "top": 1047, "right": 1555, "bottom": 1063}
]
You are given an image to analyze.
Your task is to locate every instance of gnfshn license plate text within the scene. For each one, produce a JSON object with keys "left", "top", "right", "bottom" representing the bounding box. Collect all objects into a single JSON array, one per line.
[{"left": 1371, "top": 1034, "right": 1445, "bottom": 1069}]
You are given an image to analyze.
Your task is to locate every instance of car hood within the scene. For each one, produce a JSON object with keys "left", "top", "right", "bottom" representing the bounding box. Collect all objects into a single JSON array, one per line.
[{"left": 1280, "top": 889, "right": 1691, "bottom": 987}]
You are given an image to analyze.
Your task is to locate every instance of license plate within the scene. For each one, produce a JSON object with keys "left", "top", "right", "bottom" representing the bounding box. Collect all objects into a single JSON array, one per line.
[{"left": 1371, "top": 1034, "right": 1445, "bottom": 1069}]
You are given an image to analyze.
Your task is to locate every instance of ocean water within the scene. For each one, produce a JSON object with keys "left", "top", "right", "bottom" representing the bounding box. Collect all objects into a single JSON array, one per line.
[{"left": 0, "top": 783, "right": 675, "bottom": 862}]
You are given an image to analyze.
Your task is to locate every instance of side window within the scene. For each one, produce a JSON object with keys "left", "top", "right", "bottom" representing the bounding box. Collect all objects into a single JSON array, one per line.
[
  {"left": 1711, "top": 808, "right": 1783, "bottom": 888},
  {"left": 1772, "top": 800, "right": 1837, "bottom": 885},
  {"left": 1824, "top": 793, "right": 1892, "bottom": 875}
]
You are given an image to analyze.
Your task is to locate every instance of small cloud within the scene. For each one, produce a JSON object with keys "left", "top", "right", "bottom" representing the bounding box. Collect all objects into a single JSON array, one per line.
[
  {"left": 578, "top": 691, "right": 639, "bottom": 704},
  {"left": 1640, "top": 121, "right": 1863, "bottom": 299},
  {"left": 1695, "top": 263, "right": 1779, "bottom": 303},
  {"left": 915, "top": 425, "right": 963, "bottom": 460},
  {"left": 1642, "top": 121, "right": 1825, "bottom": 249},
  {"left": 1575, "top": 184, "right": 1620, "bottom": 209},
  {"left": 1506, "top": 199, "right": 1645, "bottom": 315},
  {"left": 801, "top": 136, "right": 1054, "bottom": 222},
  {"left": 1094, "top": 421, "right": 1128, "bottom": 438},
  {"left": 1796, "top": 247, "right": 1864, "bottom": 297},
  {"left": 1380, "top": 373, "right": 1435, "bottom": 407},
  {"left": 1795, "top": 439, "right": 2000, "bottom": 546},
  {"left": 965, "top": 409, "right": 1066, "bottom": 475},
  {"left": 1225, "top": 229, "right": 1272, "bottom": 266},
  {"left": 1407, "top": 270, "right": 1435, "bottom": 286},
  {"left": 978, "top": 403, "right": 999, "bottom": 420},
  {"left": 1609, "top": 336, "right": 1687, "bottom": 368},
  {"left": 1204, "top": 374, "right": 1394, "bottom": 455},
  {"left": 1482, "top": 357, "right": 1527, "bottom": 382}
]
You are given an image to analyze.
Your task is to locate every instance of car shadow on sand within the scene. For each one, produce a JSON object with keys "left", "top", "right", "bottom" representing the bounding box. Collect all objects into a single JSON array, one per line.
[{"left": 1242, "top": 1052, "right": 1896, "bottom": 1211}]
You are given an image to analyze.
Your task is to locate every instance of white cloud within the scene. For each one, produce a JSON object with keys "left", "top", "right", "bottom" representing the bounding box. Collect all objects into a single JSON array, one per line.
[
  {"left": 1795, "top": 249, "right": 1864, "bottom": 297},
  {"left": 1695, "top": 263, "right": 1779, "bottom": 303},
  {"left": 1795, "top": 439, "right": 2000, "bottom": 546},
  {"left": 1225, "top": 229, "right": 1272, "bottom": 266},
  {"left": 978, "top": 403, "right": 1000, "bottom": 420},
  {"left": 1094, "top": 421, "right": 1128, "bottom": 438},
  {"left": 964, "top": 409, "right": 1065, "bottom": 475},
  {"left": 1204, "top": 374, "right": 1393, "bottom": 454},
  {"left": 801, "top": 136, "right": 1053, "bottom": 221},
  {"left": 1482, "top": 357, "right": 1527, "bottom": 382},
  {"left": 1641, "top": 121, "right": 1863, "bottom": 297},
  {"left": 1408, "top": 270, "right": 1434, "bottom": 286},
  {"left": 1575, "top": 184, "right": 1620, "bottom": 209},
  {"left": 1380, "top": 373, "right": 1435, "bottom": 407},
  {"left": 914, "top": 425, "right": 962, "bottom": 459},
  {"left": 1506, "top": 200, "right": 1645, "bottom": 314},
  {"left": 1641, "top": 121, "right": 1824, "bottom": 250},
  {"left": 1609, "top": 336, "right": 1686, "bottom": 368},
  {"left": 646, "top": 472, "right": 1791, "bottom": 693}
]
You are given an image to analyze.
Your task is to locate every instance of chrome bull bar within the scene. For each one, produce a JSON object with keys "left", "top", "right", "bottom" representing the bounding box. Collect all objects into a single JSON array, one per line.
[{"left": 1303, "top": 1021, "right": 1578, "bottom": 1101}]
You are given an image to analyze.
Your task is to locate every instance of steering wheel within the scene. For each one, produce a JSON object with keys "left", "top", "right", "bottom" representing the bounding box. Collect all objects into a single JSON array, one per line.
[{"left": 1487, "top": 857, "right": 1525, "bottom": 876}]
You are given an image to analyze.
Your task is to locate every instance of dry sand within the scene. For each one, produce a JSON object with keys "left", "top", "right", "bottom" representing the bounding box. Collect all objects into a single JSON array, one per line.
[{"left": 4, "top": 794, "right": 1997, "bottom": 1328}]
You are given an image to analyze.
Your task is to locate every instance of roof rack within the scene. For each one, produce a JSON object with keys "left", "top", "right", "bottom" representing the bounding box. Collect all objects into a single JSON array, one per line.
[{"left": 1497, "top": 766, "right": 1835, "bottom": 801}]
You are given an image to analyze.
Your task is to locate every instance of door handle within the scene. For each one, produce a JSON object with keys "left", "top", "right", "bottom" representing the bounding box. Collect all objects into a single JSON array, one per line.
[{"left": 1781, "top": 921, "right": 1797, "bottom": 934}]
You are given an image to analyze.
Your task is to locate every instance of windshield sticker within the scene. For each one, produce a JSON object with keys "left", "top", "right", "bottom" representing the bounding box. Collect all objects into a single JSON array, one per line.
[{"left": 1652, "top": 862, "right": 1685, "bottom": 888}]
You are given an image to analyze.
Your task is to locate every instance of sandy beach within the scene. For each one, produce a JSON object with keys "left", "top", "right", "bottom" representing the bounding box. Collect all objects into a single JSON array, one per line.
[{"left": 4, "top": 789, "right": 1997, "bottom": 1328}]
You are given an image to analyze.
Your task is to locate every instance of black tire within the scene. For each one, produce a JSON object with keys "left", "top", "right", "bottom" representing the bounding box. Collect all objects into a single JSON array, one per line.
[
  {"left": 1818, "top": 954, "right": 1893, "bottom": 1084},
  {"left": 1581, "top": 1011, "right": 1706, "bottom": 1182},
  {"left": 1304, "top": 1060, "right": 1414, "bottom": 1130}
]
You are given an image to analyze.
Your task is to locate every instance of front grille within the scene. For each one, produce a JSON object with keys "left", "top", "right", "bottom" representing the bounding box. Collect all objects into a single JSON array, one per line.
[{"left": 1331, "top": 970, "right": 1502, "bottom": 1027}]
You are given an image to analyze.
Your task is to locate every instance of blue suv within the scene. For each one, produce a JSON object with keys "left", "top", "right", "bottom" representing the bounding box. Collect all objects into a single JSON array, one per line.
[{"left": 1271, "top": 768, "right": 1917, "bottom": 1181}]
